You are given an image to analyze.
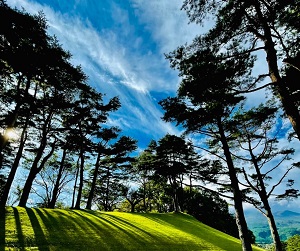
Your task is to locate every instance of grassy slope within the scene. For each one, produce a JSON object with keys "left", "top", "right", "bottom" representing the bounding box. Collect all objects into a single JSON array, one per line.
[{"left": 0, "top": 207, "right": 265, "bottom": 251}]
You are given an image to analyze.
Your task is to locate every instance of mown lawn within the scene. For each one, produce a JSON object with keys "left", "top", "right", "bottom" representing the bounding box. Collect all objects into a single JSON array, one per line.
[{"left": 0, "top": 207, "right": 265, "bottom": 251}]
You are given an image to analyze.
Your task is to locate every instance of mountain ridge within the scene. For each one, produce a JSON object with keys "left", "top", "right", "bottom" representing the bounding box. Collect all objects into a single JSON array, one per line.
[{"left": 274, "top": 210, "right": 300, "bottom": 217}]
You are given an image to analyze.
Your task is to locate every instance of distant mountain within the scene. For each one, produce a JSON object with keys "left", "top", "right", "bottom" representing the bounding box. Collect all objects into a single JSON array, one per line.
[
  {"left": 246, "top": 209, "right": 300, "bottom": 245},
  {"left": 274, "top": 210, "right": 300, "bottom": 217}
]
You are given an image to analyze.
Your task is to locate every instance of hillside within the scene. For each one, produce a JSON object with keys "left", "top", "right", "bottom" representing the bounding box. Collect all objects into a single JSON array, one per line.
[{"left": 0, "top": 207, "right": 264, "bottom": 251}]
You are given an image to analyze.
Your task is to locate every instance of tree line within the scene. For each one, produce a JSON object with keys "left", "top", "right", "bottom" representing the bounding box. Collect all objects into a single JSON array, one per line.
[{"left": 1, "top": 1, "right": 300, "bottom": 251}]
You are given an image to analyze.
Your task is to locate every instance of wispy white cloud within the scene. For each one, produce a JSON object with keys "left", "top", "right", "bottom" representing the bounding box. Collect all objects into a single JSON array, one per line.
[
  {"left": 9, "top": 0, "right": 174, "bottom": 93},
  {"left": 130, "top": 0, "right": 205, "bottom": 54}
]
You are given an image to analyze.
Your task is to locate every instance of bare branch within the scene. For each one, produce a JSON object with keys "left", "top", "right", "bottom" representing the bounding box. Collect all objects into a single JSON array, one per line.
[
  {"left": 267, "top": 166, "right": 294, "bottom": 197},
  {"left": 232, "top": 80, "right": 273, "bottom": 94},
  {"left": 270, "top": 25, "right": 290, "bottom": 58},
  {"left": 241, "top": 168, "right": 259, "bottom": 193},
  {"left": 218, "top": 46, "right": 265, "bottom": 60},
  {"left": 264, "top": 154, "right": 290, "bottom": 177},
  {"left": 248, "top": 200, "right": 266, "bottom": 216}
]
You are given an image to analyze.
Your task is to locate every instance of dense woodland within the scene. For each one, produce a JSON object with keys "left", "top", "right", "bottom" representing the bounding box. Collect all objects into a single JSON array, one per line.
[{"left": 0, "top": 1, "right": 300, "bottom": 251}]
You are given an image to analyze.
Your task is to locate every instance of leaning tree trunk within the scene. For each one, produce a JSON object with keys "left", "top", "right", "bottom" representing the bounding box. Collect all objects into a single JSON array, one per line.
[
  {"left": 49, "top": 147, "right": 67, "bottom": 209},
  {"left": 0, "top": 129, "right": 27, "bottom": 207},
  {"left": 0, "top": 81, "right": 39, "bottom": 206},
  {"left": 86, "top": 152, "right": 101, "bottom": 210},
  {"left": 18, "top": 139, "right": 56, "bottom": 207},
  {"left": 247, "top": 137, "right": 282, "bottom": 251},
  {"left": 217, "top": 118, "right": 252, "bottom": 251},
  {"left": 0, "top": 77, "right": 31, "bottom": 154},
  {"left": 263, "top": 199, "right": 282, "bottom": 251}
]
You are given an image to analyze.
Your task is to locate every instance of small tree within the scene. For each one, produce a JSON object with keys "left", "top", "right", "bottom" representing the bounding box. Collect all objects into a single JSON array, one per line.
[
  {"left": 133, "top": 149, "right": 156, "bottom": 212},
  {"left": 86, "top": 136, "right": 137, "bottom": 211},
  {"left": 154, "top": 134, "right": 198, "bottom": 212},
  {"left": 124, "top": 187, "right": 143, "bottom": 213}
]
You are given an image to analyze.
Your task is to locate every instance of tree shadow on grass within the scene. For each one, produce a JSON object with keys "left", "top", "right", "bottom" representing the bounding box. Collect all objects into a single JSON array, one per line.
[
  {"left": 72, "top": 210, "right": 153, "bottom": 250},
  {"left": 25, "top": 208, "right": 50, "bottom": 251},
  {"left": 71, "top": 210, "right": 132, "bottom": 249},
  {"left": 83, "top": 210, "right": 156, "bottom": 240},
  {"left": 34, "top": 209, "right": 75, "bottom": 250},
  {"left": 38, "top": 208, "right": 103, "bottom": 249},
  {"left": 12, "top": 207, "right": 25, "bottom": 251},
  {"left": 0, "top": 207, "right": 5, "bottom": 251},
  {"left": 35, "top": 208, "right": 119, "bottom": 250},
  {"left": 142, "top": 213, "right": 243, "bottom": 250}
]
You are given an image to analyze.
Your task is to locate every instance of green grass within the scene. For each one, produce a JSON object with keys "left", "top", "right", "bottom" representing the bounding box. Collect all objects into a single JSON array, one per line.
[{"left": 0, "top": 207, "right": 265, "bottom": 251}]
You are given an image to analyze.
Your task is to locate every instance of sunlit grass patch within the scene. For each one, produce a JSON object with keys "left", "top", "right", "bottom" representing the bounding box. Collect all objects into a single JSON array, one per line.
[{"left": 1, "top": 207, "right": 265, "bottom": 251}]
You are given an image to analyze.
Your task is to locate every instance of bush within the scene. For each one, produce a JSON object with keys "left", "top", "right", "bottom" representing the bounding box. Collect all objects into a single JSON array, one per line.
[{"left": 286, "top": 235, "right": 300, "bottom": 251}]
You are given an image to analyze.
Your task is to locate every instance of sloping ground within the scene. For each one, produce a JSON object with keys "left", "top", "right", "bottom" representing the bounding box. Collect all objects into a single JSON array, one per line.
[{"left": 0, "top": 207, "right": 264, "bottom": 251}]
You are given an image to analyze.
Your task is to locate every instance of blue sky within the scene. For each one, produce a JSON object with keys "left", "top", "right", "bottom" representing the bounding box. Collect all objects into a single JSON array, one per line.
[{"left": 7, "top": 0, "right": 300, "bottom": 212}]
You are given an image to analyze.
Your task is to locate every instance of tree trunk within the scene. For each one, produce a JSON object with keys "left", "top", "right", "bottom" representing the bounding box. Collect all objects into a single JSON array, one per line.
[
  {"left": 18, "top": 141, "right": 46, "bottom": 206},
  {"left": 247, "top": 137, "right": 282, "bottom": 251},
  {"left": 170, "top": 177, "right": 180, "bottom": 212},
  {"left": 86, "top": 152, "right": 101, "bottom": 210},
  {"left": 71, "top": 157, "right": 80, "bottom": 208},
  {"left": 18, "top": 139, "right": 56, "bottom": 207},
  {"left": 264, "top": 202, "right": 282, "bottom": 251},
  {"left": 49, "top": 147, "right": 67, "bottom": 209},
  {"left": 104, "top": 168, "right": 110, "bottom": 211},
  {"left": 0, "top": 126, "right": 27, "bottom": 207},
  {"left": 0, "top": 78, "right": 35, "bottom": 178},
  {"left": 126, "top": 199, "right": 136, "bottom": 213},
  {"left": 74, "top": 148, "right": 85, "bottom": 209},
  {"left": 143, "top": 180, "right": 147, "bottom": 211},
  {"left": 217, "top": 118, "right": 252, "bottom": 251},
  {"left": 18, "top": 167, "right": 37, "bottom": 207}
]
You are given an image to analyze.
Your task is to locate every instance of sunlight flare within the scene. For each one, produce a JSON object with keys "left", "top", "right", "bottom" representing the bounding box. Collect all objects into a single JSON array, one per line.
[{"left": 4, "top": 128, "right": 20, "bottom": 141}]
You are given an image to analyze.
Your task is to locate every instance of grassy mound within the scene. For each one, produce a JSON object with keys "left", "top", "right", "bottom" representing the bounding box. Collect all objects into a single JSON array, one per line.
[{"left": 0, "top": 207, "right": 264, "bottom": 250}]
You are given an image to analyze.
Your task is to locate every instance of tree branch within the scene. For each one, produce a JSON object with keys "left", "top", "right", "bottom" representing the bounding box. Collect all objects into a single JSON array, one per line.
[
  {"left": 193, "top": 144, "right": 227, "bottom": 162},
  {"left": 267, "top": 166, "right": 294, "bottom": 197},
  {"left": 231, "top": 80, "right": 273, "bottom": 94}
]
